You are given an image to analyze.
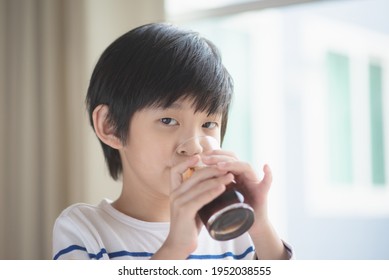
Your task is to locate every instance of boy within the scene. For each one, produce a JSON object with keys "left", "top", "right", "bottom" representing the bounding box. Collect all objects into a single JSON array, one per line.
[{"left": 53, "top": 23, "right": 292, "bottom": 260}]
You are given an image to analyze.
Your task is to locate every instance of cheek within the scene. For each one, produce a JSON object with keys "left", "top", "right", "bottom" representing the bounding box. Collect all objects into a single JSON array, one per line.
[
  {"left": 130, "top": 141, "right": 172, "bottom": 170},
  {"left": 142, "top": 137, "right": 174, "bottom": 163}
]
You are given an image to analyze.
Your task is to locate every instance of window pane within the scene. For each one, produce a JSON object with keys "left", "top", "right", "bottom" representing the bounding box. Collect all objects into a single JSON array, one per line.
[
  {"left": 369, "top": 63, "right": 386, "bottom": 186},
  {"left": 327, "top": 52, "right": 353, "bottom": 184}
]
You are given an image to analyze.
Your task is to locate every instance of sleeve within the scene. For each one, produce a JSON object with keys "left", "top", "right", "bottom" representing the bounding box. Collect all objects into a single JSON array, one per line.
[
  {"left": 282, "top": 240, "right": 294, "bottom": 260},
  {"left": 52, "top": 215, "right": 92, "bottom": 260},
  {"left": 252, "top": 240, "right": 294, "bottom": 260}
]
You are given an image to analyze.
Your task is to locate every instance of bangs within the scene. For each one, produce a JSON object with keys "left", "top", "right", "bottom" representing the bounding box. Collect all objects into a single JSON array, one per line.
[
  {"left": 135, "top": 27, "right": 233, "bottom": 116},
  {"left": 150, "top": 80, "right": 232, "bottom": 117}
]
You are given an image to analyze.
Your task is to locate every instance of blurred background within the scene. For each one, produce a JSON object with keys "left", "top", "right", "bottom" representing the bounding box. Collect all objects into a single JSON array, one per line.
[{"left": 0, "top": 0, "right": 388, "bottom": 259}]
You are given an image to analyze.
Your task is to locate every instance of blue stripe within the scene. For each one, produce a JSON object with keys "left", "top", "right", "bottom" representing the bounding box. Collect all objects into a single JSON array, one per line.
[
  {"left": 54, "top": 245, "right": 87, "bottom": 260},
  {"left": 54, "top": 245, "right": 254, "bottom": 260},
  {"left": 91, "top": 248, "right": 108, "bottom": 259},
  {"left": 108, "top": 251, "right": 153, "bottom": 258},
  {"left": 53, "top": 245, "right": 107, "bottom": 260},
  {"left": 188, "top": 246, "right": 255, "bottom": 260}
]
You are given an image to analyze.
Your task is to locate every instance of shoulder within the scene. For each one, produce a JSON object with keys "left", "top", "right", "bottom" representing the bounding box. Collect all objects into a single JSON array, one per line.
[
  {"left": 52, "top": 200, "right": 112, "bottom": 260},
  {"left": 55, "top": 199, "right": 112, "bottom": 224},
  {"left": 53, "top": 202, "right": 99, "bottom": 239},
  {"left": 57, "top": 202, "right": 100, "bottom": 220},
  {"left": 53, "top": 200, "right": 114, "bottom": 239},
  {"left": 53, "top": 200, "right": 117, "bottom": 239}
]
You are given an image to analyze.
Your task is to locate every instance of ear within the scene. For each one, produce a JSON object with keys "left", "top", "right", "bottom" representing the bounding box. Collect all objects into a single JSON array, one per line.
[{"left": 92, "top": 104, "right": 122, "bottom": 149}]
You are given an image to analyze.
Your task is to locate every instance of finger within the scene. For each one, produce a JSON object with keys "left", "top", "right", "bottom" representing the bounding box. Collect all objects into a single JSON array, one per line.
[
  {"left": 216, "top": 160, "right": 259, "bottom": 182},
  {"left": 179, "top": 184, "right": 225, "bottom": 218},
  {"left": 176, "top": 172, "right": 233, "bottom": 202},
  {"left": 201, "top": 154, "right": 236, "bottom": 166},
  {"left": 261, "top": 164, "right": 273, "bottom": 186},
  {"left": 171, "top": 174, "right": 232, "bottom": 216},
  {"left": 204, "top": 149, "right": 237, "bottom": 158},
  {"left": 173, "top": 167, "right": 232, "bottom": 197}
]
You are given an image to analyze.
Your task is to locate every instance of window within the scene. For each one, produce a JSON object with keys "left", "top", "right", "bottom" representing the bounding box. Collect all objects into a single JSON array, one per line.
[
  {"left": 302, "top": 14, "right": 389, "bottom": 216},
  {"left": 369, "top": 62, "right": 386, "bottom": 186},
  {"left": 166, "top": 0, "right": 389, "bottom": 221}
]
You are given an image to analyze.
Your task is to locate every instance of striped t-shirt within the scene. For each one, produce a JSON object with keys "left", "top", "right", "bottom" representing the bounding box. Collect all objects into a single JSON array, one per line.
[{"left": 52, "top": 199, "right": 258, "bottom": 260}]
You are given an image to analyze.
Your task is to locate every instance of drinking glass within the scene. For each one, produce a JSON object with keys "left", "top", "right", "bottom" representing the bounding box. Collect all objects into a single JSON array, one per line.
[{"left": 172, "top": 135, "right": 254, "bottom": 241}]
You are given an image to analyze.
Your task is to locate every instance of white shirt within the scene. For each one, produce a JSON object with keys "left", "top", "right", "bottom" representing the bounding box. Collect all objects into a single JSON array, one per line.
[{"left": 53, "top": 199, "right": 259, "bottom": 260}]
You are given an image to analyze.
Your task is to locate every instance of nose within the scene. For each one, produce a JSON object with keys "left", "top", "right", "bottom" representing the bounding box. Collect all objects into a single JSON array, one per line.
[
  {"left": 177, "top": 137, "right": 204, "bottom": 157},
  {"left": 176, "top": 136, "right": 220, "bottom": 157}
]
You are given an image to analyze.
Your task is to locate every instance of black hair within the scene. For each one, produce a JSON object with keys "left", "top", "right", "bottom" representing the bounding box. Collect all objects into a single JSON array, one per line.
[{"left": 86, "top": 23, "right": 233, "bottom": 180}]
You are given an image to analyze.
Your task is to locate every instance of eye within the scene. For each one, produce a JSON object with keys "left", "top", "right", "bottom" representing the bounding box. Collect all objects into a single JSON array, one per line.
[
  {"left": 160, "top": 118, "right": 178, "bottom": 126},
  {"left": 202, "top": 122, "right": 218, "bottom": 129}
]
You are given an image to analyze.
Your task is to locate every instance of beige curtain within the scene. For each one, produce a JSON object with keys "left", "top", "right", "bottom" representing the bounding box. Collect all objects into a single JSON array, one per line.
[{"left": 0, "top": 0, "right": 164, "bottom": 260}]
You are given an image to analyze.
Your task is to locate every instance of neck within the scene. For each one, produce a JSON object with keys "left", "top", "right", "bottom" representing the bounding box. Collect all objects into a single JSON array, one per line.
[{"left": 112, "top": 180, "right": 171, "bottom": 222}]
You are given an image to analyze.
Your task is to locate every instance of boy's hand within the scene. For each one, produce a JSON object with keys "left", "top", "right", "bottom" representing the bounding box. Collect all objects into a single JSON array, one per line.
[
  {"left": 202, "top": 150, "right": 290, "bottom": 260},
  {"left": 201, "top": 150, "right": 272, "bottom": 227},
  {"left": 155, "top": 155, "right": 233, "bottom": 259}
]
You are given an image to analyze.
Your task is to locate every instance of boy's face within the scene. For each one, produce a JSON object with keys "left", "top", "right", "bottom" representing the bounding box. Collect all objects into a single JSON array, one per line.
[{"left": 119, "top": 97, "right": 223, "bottom": 198}]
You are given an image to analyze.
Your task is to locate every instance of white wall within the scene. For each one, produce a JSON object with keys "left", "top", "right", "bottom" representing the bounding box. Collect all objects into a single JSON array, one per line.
[{"left": 82, "top": 0, "right": 165, "bottom": 205}]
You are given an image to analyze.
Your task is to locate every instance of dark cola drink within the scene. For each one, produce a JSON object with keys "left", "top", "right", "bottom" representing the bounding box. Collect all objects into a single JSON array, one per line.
[{"left": 198, "top": 180, "right": 254, "bottom": 241}]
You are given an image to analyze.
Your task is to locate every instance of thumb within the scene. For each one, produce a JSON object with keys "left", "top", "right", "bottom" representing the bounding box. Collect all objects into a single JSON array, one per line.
[{"left": 261, "top": 164, "right": 273, "bottom": 187}]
